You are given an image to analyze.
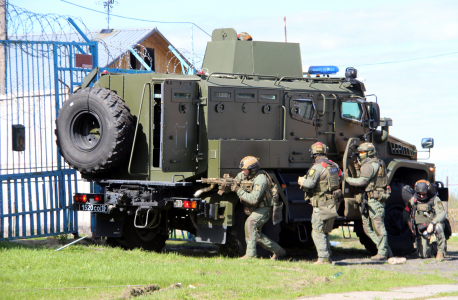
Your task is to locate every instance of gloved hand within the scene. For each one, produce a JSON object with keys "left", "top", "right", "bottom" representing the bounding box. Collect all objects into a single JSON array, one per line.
[
  {"left": 298, "top": 176, "right": 305, "bottom": 188},
  {"left": 427, "top": 222, "right": 434, "bottom": 234},
  {"left": 354, "top": 160, "right": 361, "bottom": 171},
  {"left": 231, "top": 182, "right": 240, "bottom": 193}
]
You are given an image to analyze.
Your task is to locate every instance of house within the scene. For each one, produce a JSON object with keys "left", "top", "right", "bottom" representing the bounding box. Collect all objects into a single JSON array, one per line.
[{"left": 93, "top": 27, "right": 191, "bottom": 74}]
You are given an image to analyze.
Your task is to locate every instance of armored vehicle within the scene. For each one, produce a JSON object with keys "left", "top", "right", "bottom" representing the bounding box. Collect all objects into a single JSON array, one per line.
[{"left": 55, "top": 28, "right": 448, "bottom": 256}]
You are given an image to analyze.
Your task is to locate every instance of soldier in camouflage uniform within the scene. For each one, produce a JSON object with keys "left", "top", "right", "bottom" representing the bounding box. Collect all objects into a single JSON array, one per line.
[
  {"left": 232, "top": 156, "right": 286, "bottom": 260},
  {"left": 403, "top": 180, "right": 447, "bottom": 261},
  {"left": 298, "top": 142, "right": 343, "bottom": 264},
  {"left": 345, "top": 142, "right": 392, "bottom": 261}
]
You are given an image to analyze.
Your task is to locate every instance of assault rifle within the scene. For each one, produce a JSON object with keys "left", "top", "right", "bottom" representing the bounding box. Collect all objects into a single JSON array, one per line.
[
  {"left": 360, "top": 191, "right": 368, "bottom": 216},
  {"left": 410, "top": 210, "right": 417, "bottom": 239},
  {"left": 198, "top": 174, "right": 253, "bottom": 195}
]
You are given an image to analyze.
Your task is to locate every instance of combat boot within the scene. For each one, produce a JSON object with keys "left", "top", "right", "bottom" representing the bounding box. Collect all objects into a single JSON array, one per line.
[
  {"left": 313, "top": 257, "right": 332, "bottom": 265},
  {"left": 271, "top": 248, "right": 286, "bottom": 260},
  {"left": 436, "top": 251, "right": 445, "bottom": 262},
  {"left": 370, "top": 254, "right": 387, "bottom": 261},
  {"left": 238, "top": 255, "right": 255, "bottom": 260},
  {"left": 387, "top": 249, "right": 394, "bottom": 258}
]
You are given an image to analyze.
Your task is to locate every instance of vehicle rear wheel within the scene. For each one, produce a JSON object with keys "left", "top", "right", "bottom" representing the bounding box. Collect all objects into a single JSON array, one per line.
[
  {"left": 108, "top": 213, "right": 168, "bottom": 252},
  {"left": 353, "top": 220, "right": 377, "bottom": 255},
  {"left": 385, "top": 182, "right": 415, "bottom": 256},
  {"left": 55, "top": 87, "right": 134, "bottom": 175}
]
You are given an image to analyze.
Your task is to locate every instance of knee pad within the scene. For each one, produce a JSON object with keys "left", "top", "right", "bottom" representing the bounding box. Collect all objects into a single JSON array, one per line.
[{"left": 435, "top": 224, "right": 444, "bottom": 240}]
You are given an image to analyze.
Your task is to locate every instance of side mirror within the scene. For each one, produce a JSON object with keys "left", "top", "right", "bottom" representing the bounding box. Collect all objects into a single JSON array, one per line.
[
  {"left": 366, "top": 102, "right": 380, "bottom": 129},
  {"left": 421, "top": 138, "right": 434, "bottom": 149}
]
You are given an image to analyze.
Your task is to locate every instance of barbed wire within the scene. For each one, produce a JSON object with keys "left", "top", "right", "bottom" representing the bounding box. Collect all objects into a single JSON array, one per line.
[{"left": 5, "top": 3, "right": 93, "bottom": 42}]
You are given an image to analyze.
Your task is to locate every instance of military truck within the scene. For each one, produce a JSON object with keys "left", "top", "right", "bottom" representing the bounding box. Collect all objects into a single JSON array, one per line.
[{"left": 55, "top": 28, "right": 448, "bottom": 256}]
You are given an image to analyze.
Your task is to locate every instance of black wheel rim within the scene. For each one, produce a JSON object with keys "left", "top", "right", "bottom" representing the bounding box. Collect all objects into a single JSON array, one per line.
[{"left": 70, "top": 111, "right": 102, "bottom": 152}]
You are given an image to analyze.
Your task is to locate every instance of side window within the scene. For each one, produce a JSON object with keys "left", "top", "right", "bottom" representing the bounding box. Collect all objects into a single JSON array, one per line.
[
  {"left": 341, "top": 101, "right": 363, "bottom": 121},
  {"left": 290, "top": 99, "right": 315, "bottom": 123}
]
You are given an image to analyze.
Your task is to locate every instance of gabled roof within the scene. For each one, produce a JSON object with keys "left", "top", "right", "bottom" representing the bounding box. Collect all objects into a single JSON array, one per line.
[
  {"left": 9, "top": 27, "right": 189, "bottom": 68},
  {"left": 4, "top": 27, "right": 190, "bottom": 93}
]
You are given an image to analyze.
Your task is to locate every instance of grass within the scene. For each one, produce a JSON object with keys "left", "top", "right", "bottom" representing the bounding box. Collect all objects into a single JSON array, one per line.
[{"left": 0, "top": 238, "right": 455, "bottom": 300}]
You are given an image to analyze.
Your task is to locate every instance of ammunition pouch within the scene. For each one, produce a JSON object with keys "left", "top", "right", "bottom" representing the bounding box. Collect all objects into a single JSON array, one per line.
[
  {"left": 367, "top": 187, "right": 390, "bottom": 202},
  {"left": 444, "top": 218, "right": 452, "bottom": 240},
  {"left": 315, "top": 193, "right": 339, "bottom": 221},
  {"left": 332, "top": 189, "right": 342, "bottom": 202},
  {"left": 272, "top": 202, "right": 283, "bottom": 225}
]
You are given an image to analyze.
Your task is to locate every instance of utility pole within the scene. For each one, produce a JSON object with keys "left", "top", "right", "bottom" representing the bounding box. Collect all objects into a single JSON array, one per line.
[
  {"left": 0, "top": 0, "right": 6, "bottom": 94},
  {"left": 283, "top": 16, "right": 287, "bottom": 43}
]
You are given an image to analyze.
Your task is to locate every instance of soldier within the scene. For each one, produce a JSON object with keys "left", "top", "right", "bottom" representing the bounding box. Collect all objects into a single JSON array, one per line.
[
  {"left": 231, "top": 156, "right": 286, "bottom": 260},
  {"left": 403, "top": 180, "right": 447, "bottom": 261},
  {"left": 345, "top": 142, "right": 392, "bottom": 261},
  {"left": 237, "top": 32, "right": 253, "bottom": 41},
  {"left": 298, "top": 142, "right": 343, "bottom": 264}
]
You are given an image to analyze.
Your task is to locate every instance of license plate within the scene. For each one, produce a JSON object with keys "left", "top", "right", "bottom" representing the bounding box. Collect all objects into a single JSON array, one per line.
[{"left": 79, "top": 204, "right": 108, "bottom": 213}]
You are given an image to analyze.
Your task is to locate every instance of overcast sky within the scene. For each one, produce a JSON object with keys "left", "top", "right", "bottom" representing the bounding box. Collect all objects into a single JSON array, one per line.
[{"left": 9, "top": 0, "right": 458, "bottom": 189}]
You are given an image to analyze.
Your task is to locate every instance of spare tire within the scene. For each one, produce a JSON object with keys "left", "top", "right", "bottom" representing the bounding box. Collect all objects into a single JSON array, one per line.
[{"left": 55, "top": 87, "right": 134, "bottom": 175}]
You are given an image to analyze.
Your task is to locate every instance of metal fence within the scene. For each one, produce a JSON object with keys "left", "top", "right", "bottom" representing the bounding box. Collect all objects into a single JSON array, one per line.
[{"left": 0, "top": 12, "right": 98, "bottom": 240}]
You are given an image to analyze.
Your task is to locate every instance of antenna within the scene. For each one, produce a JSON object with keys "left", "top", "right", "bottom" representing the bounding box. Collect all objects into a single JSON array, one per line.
[
  {"left": 97, "top": 0, "right": 118, "bottom": 30},
  {"left": 284, "top": 16, "right": 287, "bottom": 43}
]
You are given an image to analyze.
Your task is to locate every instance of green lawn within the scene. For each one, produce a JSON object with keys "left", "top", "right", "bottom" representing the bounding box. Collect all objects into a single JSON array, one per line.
[{"left": 0, "top": 237, "right": 455, "bottom": 300}]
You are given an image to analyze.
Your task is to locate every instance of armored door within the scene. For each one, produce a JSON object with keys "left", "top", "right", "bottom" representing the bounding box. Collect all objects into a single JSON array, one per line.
[{"left": 161, "top": 80, "right": 199, "bottom": 172}]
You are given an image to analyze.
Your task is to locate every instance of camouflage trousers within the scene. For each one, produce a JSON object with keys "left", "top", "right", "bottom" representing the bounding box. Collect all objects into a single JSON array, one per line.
[
  {"left": 311, "top": 207, "right": 335, "bottom": 259},
  {"left": 245, "top": 206, "right": 281, "bottom": 257},
  {"left": 361, "top": 198, "right": 391, "bottom": 256},
  {"left": 416, "top": 222, "right": 447, "bottom": 258}
]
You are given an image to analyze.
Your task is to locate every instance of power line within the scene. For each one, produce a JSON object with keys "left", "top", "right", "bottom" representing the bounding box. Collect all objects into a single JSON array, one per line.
[
  {"left": 343, "top": 51, "right": 458, "bottom": 67},
  {"left": 59, "top": 0, "right": 211, "bottom": 37},
  {"left": 60, "top": 0, "right": 458, "bottom": 67}
]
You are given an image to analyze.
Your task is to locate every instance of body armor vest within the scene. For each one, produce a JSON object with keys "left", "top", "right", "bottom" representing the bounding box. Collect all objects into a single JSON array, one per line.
[
  {"left": 361, "top": 157, "right": 388, "bottom": 192},
  {"left": 249, "top": 170, "right": 275, "bottom": 207},
  {"left": 312, "top": 159, "right": 340, "bottom": 194},
  {"left": 413, "top": 196, "right": 436, "bottom": 225}
]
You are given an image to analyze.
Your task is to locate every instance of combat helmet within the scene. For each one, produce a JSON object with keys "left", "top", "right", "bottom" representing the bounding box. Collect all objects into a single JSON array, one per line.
[
  {"left": 357, "top": 142, "right": 376, "bottom": 160},
  {"left": 237, "top": 32, "right": 253, "bottom": 41},
  {"left": 414, "top": 179, "right": 432, "bottom": 202},
  {"left": 309, "top": 142, "right": 328, "bottom": 157},
  {"left": 239, "top": 156, "right": 259, "bottom": 171}
]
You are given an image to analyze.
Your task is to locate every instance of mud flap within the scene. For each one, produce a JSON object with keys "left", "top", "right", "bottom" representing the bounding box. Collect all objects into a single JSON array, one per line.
[
  {"left": 95, "top": 219, "right": 123, "bottom": 237},
  {"left": 195, "top": 224, "right": 227, "bottom": 244}
]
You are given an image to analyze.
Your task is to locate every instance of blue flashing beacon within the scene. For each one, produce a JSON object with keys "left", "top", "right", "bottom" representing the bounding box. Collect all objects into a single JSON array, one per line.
[{"left": 308, "top": 66, "right": 339, "bottom": 75}]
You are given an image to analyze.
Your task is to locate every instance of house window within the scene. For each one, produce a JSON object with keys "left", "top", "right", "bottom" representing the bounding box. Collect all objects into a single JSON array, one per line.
[
  {"left": 129, "top": 51, "right": 138, "bottom": 70},
  {"left": 143, "top": 48, "right": 155, "bottom": 72}
]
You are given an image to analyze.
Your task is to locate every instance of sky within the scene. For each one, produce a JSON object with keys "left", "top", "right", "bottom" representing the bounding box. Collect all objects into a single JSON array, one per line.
[{"left": 7, "top": 0, "right": 458, "bottom": 189}]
